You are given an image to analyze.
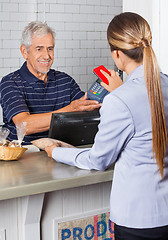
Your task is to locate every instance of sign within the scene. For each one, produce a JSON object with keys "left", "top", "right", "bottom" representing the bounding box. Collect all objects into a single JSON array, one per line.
[{"left": 58, "top": 212, "right": 115, "bottom": 240}]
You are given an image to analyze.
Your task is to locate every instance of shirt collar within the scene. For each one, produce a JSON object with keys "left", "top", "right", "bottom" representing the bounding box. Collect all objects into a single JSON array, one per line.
[
  {"left": 20, "top": 61, "right": 55, "bottom": 84},
  {"left": 126, "top": 64, "right": 162, "bottom": 82},
  {"left": 126, "top": 65, "right": 144, "bottom": 82}
]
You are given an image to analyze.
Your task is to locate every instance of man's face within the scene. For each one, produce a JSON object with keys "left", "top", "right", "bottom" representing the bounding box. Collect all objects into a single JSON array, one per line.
[{"left": 21, "top": 33, "right": 54, "bottom": 80}]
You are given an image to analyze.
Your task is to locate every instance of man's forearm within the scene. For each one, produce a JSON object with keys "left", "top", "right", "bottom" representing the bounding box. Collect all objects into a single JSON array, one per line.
[
  {"left": 13, "top": 111, "right": 53, "bottom": 135},
  {"left": 12, "top": 105, "right": 75, "bottom": 135},
  {"left": 12, "top": 97, "right": 101, "bottom": 135}
]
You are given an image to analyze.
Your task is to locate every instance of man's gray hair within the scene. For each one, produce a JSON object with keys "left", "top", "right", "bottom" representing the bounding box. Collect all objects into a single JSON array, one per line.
[{"left": 21, "top": 21, "right": 55, "bottom": 50}]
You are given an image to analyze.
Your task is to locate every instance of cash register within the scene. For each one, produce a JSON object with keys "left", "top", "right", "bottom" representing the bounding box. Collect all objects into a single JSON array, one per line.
[{"left": 48, "top": 110, "right": 100, "bottom": 146}]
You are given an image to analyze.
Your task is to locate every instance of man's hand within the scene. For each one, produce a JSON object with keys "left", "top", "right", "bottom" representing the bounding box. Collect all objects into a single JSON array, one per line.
[
  {"left": 100, "top": 69, "right": 123, "bottom": 92},
  {"left": 69, "top": 92, "right": 101, "bottom": 112}
]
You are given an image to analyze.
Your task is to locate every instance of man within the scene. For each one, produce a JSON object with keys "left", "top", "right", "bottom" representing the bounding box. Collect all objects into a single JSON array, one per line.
[{"left": 0, "top": 21, "right": 100, "bottom": 144}]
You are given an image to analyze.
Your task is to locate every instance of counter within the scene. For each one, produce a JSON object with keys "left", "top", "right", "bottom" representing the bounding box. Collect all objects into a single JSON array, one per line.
[{"left": 0, "top": 150, "right": 114, "bottom": 240}]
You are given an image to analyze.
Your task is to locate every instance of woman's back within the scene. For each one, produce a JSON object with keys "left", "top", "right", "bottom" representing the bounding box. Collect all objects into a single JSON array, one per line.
[{"left": 107, "top": 65, "right": 168, "bottom": 228}]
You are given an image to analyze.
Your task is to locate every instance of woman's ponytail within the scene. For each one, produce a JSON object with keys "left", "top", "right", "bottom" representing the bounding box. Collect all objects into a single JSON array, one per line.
[{"left": 143, "top": 45, "right": 167, "bottom": 177}]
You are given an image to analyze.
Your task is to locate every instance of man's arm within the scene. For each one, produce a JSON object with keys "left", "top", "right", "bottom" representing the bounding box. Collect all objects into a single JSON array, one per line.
[{"left": 12, "top": 93, "right": 101, "bottom": 135}]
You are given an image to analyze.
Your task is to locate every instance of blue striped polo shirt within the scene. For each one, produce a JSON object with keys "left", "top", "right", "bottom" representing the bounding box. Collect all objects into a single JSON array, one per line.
[{"left": 0, "top": 62, "right": 84, "bottom": 145}]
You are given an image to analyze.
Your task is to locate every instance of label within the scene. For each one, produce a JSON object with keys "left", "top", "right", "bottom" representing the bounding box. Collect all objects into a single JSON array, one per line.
[{"left": 58, "top": 212, "right": 115, "bottom": 240}]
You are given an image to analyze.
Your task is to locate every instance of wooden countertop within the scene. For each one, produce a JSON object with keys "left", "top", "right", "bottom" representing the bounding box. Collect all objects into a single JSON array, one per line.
[{"left": 0, "top": 151, "right": 114, "bottom": 201}]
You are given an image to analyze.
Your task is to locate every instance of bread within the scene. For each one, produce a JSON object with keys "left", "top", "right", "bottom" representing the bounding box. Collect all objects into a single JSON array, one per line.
[{"left": 31, "top": 138, "right": 74, "bottom": 150}]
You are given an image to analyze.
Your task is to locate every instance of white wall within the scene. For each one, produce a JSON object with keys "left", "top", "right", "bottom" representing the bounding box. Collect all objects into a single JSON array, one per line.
[
  {"left": 0, "top": 0, "right": 122, "bottom": 92},
  {"left": 0, "top": 0, "right": 122, "bottom": 124},
  {"left": 123, "top": 0, "right": 168, "bottom": 74}
]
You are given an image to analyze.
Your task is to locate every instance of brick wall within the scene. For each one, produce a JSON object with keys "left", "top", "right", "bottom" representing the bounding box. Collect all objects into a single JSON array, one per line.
[{"left": 0, "top": 0, "right": 122, "bottom": 122}]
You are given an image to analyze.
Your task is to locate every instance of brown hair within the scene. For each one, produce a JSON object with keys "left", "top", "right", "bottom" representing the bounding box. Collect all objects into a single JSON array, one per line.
[{"left": 107, "top": 12, "right": 167, "bottom": 177}]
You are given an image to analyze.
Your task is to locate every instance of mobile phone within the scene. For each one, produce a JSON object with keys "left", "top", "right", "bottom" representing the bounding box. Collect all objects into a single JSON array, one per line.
[{"left": 93, "top": 65, "right": 111, "bottom": 85}]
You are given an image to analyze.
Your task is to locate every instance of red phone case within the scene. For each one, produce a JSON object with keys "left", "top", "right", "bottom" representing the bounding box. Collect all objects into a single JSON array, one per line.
[{"left": 93, "top": 65, "right": 111, "bottom": 85}]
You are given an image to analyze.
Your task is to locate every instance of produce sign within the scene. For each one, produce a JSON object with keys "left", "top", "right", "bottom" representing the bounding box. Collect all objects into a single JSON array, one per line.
[{"left": 58, "top": 212, "right": 115, "bottom": 240}]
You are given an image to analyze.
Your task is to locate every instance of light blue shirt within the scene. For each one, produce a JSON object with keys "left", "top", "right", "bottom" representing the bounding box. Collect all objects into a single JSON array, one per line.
[{"left": 52, "top": 65, "right": 168, "bottom": 228}]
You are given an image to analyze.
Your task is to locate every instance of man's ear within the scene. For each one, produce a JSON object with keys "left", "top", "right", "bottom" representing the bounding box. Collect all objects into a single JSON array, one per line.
[{"left": 20, "top": 45, "right": 28, "bottom": 60}]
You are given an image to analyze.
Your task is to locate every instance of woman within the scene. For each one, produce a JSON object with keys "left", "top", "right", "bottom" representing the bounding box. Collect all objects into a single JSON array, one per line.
[{"left": 45, "top": 12, "right": 168, "bottom": 239}]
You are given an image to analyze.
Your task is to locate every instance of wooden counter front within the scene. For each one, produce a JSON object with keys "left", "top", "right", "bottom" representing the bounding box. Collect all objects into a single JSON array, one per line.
[{"left": 0, "top": 150, "right": 114, "bottom": 240}]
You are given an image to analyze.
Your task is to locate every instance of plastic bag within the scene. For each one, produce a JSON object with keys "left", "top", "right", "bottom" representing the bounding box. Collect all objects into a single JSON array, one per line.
[
  {"left": 0, "top": 127, "right": 10, "bottom": 145},
  {"left": 15, "top": 122, "right": 28, "bottom": 147}
]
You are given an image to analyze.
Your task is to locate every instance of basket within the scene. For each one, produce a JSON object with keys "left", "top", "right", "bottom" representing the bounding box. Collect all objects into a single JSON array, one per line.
[{"left": 0, "top": 145, "right": 27, "bottom": 161}]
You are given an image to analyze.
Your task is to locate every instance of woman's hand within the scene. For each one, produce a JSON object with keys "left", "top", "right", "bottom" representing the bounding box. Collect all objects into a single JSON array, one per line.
[
  {"left": 45, "top": 140, "right": 74, "bottom": 158},
  {"left": 100, "top": 69, "right": 123, "bottom": 92},
  {"left": 45, "top": 143, "right": 60, "bottom": 158}
]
